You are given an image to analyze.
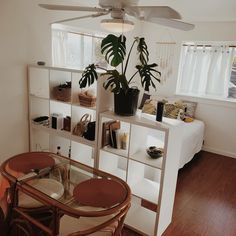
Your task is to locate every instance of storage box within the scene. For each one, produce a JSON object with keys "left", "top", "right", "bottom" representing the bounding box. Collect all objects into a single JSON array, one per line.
[
  {"left": 78, "top": 93, "right": 96, "bottom": 107},
  {"left": 51, "top": 113, "right": 63, "bottom": 130}
]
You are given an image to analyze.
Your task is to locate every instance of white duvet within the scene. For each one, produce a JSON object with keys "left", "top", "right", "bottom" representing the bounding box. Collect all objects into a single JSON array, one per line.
[
  {"left": 175, "top": 119, "right": 204, "bottom": 168},
  {"left": 141, "top": 112, "right": 205, "bottom": 168}
]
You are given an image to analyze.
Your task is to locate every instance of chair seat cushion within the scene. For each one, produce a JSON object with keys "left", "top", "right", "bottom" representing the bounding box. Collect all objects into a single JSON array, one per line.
[
  {"left": 59, "top": 206, "right": 118, "bottom": 236},
  {"left": 18, "top": 178, "right": 64, "bottom": 208}
]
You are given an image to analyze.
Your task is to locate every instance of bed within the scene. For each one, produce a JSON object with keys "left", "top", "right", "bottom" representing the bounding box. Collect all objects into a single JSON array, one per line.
[{"left": 141, "top": 112, "right": 205, "bottom": 168}]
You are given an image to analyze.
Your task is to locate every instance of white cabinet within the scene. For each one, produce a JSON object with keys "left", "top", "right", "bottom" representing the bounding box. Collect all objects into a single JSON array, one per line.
[
  {"left": 28, "top": 65, "right": 110, "bottom": 168},
  {"left": 97, "top": 111, "right": 182, "bottom": 236}
]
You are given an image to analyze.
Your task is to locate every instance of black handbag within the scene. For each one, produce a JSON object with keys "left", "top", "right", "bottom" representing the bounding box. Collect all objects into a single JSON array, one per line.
[{"left": 83, "top": 121, "right": 96, "bottom": 141}]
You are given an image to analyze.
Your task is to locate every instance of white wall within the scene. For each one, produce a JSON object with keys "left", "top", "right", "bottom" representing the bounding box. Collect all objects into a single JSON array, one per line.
[
  {"left": 0, "top": 0, "right": 59, "bottom": 162},
  {"left": 0, "top": 0, "right": 141, "bottom": 163},
  {"left": 141, "top": 21, "right": 236, "bottom": 158}
]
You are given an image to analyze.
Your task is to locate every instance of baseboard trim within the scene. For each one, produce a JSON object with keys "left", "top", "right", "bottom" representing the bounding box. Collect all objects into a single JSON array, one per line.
[{"left": 202, "top": 146, "right": 236, "bottom": 159}]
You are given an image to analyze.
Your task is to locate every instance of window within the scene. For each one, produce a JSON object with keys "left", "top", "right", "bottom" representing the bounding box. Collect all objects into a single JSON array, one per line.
[
  {"left": 176, "top": 42, "right": 236, "bottom": 100},
  {"left": 228, "top": 56, "right": 236, "bottom": 98},
  {"left": 52, "top": 27, "right": 106, "bottom": 69}
]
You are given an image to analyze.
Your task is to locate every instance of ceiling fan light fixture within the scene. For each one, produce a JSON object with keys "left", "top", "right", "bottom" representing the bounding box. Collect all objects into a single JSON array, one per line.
[{"left": 100, "top": 19, "right": 134, "bottom": 33}]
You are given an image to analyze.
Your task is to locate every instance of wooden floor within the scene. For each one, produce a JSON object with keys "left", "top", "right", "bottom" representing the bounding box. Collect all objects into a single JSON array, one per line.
[{"left": 123, "top": 151, "right": 236, "bottom": 236}]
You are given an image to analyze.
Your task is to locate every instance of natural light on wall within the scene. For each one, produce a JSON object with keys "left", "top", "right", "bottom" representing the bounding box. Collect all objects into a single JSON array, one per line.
[{"left": 176, "top": 42, "right": 236, "bottom": 100}]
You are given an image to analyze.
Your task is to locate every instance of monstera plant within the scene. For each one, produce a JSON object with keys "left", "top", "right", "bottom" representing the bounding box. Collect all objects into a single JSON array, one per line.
[{"left": 79, "top": 34, "right": 161, "bottom": 116}]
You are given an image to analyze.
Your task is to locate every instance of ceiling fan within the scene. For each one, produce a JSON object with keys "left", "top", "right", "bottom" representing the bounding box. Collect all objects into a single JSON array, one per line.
[{"left": 39, "top": 0, "right": 195, "bottom": 32}]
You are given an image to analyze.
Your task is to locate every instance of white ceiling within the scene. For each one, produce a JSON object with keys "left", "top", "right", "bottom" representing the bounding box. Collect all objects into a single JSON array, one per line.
[{"left": 39, "top": 0, "right": 236, "bottom": 22}]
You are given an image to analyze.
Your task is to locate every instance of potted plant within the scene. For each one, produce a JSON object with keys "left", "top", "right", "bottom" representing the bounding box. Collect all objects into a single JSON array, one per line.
[{"left": 79, "top": 34, "right": 161, "bottom": 116}]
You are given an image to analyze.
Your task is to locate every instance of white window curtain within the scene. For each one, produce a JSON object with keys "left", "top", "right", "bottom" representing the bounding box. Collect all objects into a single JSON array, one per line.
[
  {"left": 178, "top": 44, "right": 234, "bottom": 98},
  {"left": 52, "top": 30, "right": 68, "bottom": 66},
  {"left": 52, "top": 29, "right": 106, "bottom": 69}
]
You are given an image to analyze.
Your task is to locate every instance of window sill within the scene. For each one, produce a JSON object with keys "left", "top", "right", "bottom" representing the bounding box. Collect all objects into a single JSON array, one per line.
[{"left": 175, "top": 93, "right": 236, "bottom": 108}]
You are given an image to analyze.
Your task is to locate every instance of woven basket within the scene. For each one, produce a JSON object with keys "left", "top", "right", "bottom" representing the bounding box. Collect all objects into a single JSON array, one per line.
[
  {"left": 78, "top": 93, "right": 96, "bottom": 107},
  {"left": 53, "top": 87, "right": 71, "bottom": 102}
]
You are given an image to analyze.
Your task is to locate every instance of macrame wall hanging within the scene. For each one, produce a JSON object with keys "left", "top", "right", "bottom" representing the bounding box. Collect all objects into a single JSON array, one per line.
[{"left": 156, "top": 42, "right": 176, "bottom": 84}]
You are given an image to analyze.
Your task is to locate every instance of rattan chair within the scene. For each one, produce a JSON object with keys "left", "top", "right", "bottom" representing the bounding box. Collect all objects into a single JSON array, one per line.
[{"left": 59, "top": 203, "right": 130, "bottom": 236}]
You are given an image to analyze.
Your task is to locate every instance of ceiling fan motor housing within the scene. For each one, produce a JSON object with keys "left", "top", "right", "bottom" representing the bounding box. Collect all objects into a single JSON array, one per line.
[{"left": 111, "top": 9, "right": 125, "bottom": 19}]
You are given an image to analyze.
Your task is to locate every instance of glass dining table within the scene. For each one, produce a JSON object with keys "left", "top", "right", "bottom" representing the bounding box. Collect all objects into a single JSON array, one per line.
[{"left": 0, "top": 152, "right": 131, "bottom": 236}]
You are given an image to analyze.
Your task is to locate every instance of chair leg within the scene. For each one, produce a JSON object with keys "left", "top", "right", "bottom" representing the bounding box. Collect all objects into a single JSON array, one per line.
[{"left": 0, "top": 206, "right": 7, "bottom": 236}]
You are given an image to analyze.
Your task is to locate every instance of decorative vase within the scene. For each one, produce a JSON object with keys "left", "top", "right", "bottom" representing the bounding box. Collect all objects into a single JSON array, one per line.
[{"left": 114, "top": 88, "right": 140, "bottom": 116}]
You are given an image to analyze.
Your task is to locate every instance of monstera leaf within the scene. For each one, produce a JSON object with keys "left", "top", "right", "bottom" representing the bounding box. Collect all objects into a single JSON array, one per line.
[
  {"left": 101, "top": 34, "right": 126, "bottom": 67},
  {"left": 137, "top": 37, "right": 149, "bottom": 65},
  {"left": 136, "top": 63, "right": 161, "bottom": 92},
  {"left": 103, "top": 70, "right": 129, "bottom": 94},
  {"left": 79, "top": 64, "right": 98, "bottom": 88}
]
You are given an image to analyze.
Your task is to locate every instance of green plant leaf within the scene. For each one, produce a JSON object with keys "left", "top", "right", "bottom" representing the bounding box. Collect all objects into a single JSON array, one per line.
[
  {"left": 101, "top": 34, "right": 126, "bottom": 67},
  {"left": 136, "top": 63, "right": 161, "bottom": 92},
  {"left": 103, "top": 70, "right": 121, "bottom": 93},
  {"left": 79, "top": 64, "right": 98, "bottom": 88},
  {"left": 102, "top": 70, "right": 129, "bottom": 94},
  {"left": 137, "top": 37, "right": 149, "bottom": 65}
]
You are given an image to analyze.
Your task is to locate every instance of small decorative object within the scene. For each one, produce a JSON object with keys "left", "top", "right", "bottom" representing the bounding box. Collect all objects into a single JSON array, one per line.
[
  {"left": 37, "top": 61, "right": 45, "bottom": 66},
  {"left": 53, "top": 81, "right": 71, "bottom": 102},
  {"left": 72, "top": 113, "right": 91, "bottom": 137},
  {"left": 68, "top": 145, "right": 71, "bottom": 158},
  {"left": 121, "top": 132, "right": 129, "bottom": 150},
  {"left": 33, "top": 116, "right": 49, "bottom": 126},
  {"left": 78, "top": 90, "right": 96, "bottom": 107},
  {"left": 156, "top": 101, "right": 164, "bottom": 122},
  {"left": 156, "top": 42, "right": 176, "bottom": 83},
  {"left": 51, "top": 113, "right": 63, "bottom": 130},
  {"left": 79, "top": 34, "right": 161, "bottom": 116},
  {"left": 63, "top": 116, "right": 71, "bottom": 132},
  {"left": 146, "top": 146, "right": 164, "bottom": 159},
  {"left": 56, "top": 146, "right": 61, "bottom": 155}
]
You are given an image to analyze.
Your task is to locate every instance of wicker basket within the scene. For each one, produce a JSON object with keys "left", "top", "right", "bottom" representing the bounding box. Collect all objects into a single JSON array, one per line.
[
  {"left": 53, "top": 87, "right": 71, "bottom": 102},
  {"left": 78, "top": 93, "right": 96, "bottom": 107}
]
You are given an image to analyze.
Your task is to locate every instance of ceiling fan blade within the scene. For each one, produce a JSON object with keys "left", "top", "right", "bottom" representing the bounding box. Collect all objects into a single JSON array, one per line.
[
  {"left": 126, "top": 6, "right": 181, "bottom": 20},
  {"left": 39, "top": 4, "right": 108, "bottom": 13},
  {"left": 146, "top": 18, "right": 195, "bottom": 31},
  {"left": 52, "top": 13, "right": 109, "bottom": 24}
]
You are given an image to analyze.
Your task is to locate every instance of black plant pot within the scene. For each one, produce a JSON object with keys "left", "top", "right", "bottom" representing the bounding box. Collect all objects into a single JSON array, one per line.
[{"left": 114, "top": 88, "right": 140, "bottom": 116}]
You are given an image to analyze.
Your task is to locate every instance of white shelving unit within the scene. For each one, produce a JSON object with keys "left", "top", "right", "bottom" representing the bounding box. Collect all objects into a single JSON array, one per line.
[
  {"left": 28, "top": 64, "right": 182, "bottom": 236},
  {"left": 28, "top": 65, "right": 111, "bottom": 168},
  {"left": 97, "top": 111, "right": 183, "bottom": 236}
]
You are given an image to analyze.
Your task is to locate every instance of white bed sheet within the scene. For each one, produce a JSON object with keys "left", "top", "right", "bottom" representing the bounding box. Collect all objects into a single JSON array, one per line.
[
  {"left": 141, "top": 112, "right": 205, "bottom": 168},
  {"left": 177, "top": 119, "right": 204, "bottom": 168}
]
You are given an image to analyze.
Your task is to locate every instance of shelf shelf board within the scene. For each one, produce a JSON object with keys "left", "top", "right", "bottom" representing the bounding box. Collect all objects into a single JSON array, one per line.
[
  {"left": 30, "top": 94, "right": 49, "bottom": 100},
  {"left": 31, "top": 123, "right": 95, "bottom": 148},
  {"left": 125, "top": 201, "right": 156, "bottom": 236},
  {"left": 50, "top": 98, "right": 71, "bottom": 106},
  {"left": 28, "top": 64, "right": 84, "bottom": 73},
  {"left": 72, "top": 102, "right": 97, "bottom": 111},
  {"left": 100, "top": 111, "right": 169, "bottom": 131},
  {"left": 130, "top": 150, "right": 163, "bottom": 169},
  {"left": 129, "top": 178, "right": 159, "bottom": 204},
  {"left": 102, "top": 146, "right": 128, "bottom": 158},
  {"left": 71, "top": 135, "right": 95, "bottom": 147},
  {"left": 99, "top": 165, "right": 126, "bottom": 181}
]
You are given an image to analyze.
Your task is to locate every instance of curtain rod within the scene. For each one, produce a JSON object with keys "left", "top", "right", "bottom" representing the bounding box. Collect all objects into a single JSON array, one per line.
[{"left": 183, "top": 44, "right": 236, "bottom": 48}]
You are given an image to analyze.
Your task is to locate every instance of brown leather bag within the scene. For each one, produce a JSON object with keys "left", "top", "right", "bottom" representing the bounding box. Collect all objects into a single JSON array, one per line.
[{"left": 73, "top": 114, "right": 91, "bottom": 137}]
